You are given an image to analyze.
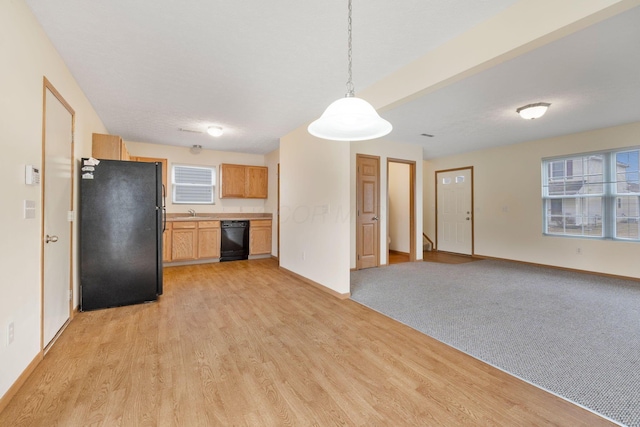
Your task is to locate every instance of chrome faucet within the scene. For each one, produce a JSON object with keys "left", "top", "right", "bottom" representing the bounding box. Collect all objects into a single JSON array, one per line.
[{"left": 188, "top": 209, "right": 196, "bottom": 217}]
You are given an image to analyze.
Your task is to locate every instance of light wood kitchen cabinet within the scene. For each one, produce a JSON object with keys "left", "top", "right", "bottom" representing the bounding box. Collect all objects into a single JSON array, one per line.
[
  {"left": 171, "top": 222, "right": 198, "bottom": 260},
  {"left": 162, "top": 221, "right": 172, "bottom": 262},
  {"left": 249, "top": 219, "right": 272, "bottom": 255},
  {"left": 198, "top": 221, "right": 221, "bottom": 259},
  {"left": 92, "top": 133, "right": 130, "bottom": 160},
  {"left": 245, "top": 166, "right": 268, "bottom": 198},
  {"left": 219, "top": 163, "right": 268, "bottom": 199},
  {"left": 219, "top": 164, "right": 246, "bottom": 198}
]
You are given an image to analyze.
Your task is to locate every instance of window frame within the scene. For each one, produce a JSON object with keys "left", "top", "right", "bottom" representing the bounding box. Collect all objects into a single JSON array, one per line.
[
  {"left": 542, "top": 147, "right": 639, "bottom": 242},
  {"left": 171, "top": 164, "right": 216, "bottom": 205}
]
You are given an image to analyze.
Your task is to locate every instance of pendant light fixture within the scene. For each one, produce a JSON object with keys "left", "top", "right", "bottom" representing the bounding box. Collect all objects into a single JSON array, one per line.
[{"left": 308, "top": 0, "right": 392, "bottom": 141}]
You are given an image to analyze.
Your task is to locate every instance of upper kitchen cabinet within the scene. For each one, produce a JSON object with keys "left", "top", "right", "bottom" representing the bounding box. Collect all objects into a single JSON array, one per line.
[
  {"left": 219, "top": 163, "right": 246, "bottom": 198},
  {"left": 219, "top": 163, "right": 268, "bottom": 199},
  {"left": 245, "top": 166, "right": 268, "bottom": 198},
  {"left": 92, "top": 133, "right": 131, "bottom": 161}
]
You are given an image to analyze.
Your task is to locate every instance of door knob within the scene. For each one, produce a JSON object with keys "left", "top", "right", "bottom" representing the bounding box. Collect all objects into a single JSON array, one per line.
[
  {"left": 45, "top": 235, "right": 59, "bottom": 243},
  {"left": 372, "top": 216, "right": 379, "bottom": 221}
]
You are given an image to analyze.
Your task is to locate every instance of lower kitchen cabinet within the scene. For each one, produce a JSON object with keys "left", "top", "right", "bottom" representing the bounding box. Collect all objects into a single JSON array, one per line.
[
  {"left": 162, "top": 221, "right": 172, "bottom": 262},
  {"left": 198, "top": 221, "right": 221, "bottom": 259},
  {"left": 249, "top": 220, "right": 272, "bottom": 255},
  {"left": 171, "top": 222, "right": 198, "bottom": 260},
  {"left": 166, "top": 218, "right": 269, "bottom": 263}
]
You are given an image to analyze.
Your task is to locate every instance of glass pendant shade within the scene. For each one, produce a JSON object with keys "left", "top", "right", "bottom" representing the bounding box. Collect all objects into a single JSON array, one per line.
[{"left": 308, "top": 96, "right": 393, "bottom": 141}]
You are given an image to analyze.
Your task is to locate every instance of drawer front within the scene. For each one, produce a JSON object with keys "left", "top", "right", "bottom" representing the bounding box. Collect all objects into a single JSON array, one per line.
[
  {"left": 250, "top": 220, "right": 272, "bottom": 227},
  {"left": 199, "top": 220, "right": 220, "bottom": 229},
  {"left": 172, "top": 221, "right": 197, "bottom": 229}
]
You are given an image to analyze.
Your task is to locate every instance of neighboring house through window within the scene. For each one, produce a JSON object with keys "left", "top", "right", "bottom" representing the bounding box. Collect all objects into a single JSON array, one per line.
[{"left": 542, "top": 148, "right": 639, "bottom": 240}]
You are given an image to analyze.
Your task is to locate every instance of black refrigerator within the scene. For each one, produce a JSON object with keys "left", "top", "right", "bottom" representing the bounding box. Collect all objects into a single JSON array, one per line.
[{"left": 79, "top": 158, "right": 164, "bottom": 311}]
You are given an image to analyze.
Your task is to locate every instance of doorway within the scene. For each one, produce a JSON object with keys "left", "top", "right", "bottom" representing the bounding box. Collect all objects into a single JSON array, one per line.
[
  {"left": 41, "top": 78, "right": 74, "bottom": 351},
  {"left": 387, "top": 159, "right": 416, "bottom": 265},
  {"left": 435, "top": 167, "right": 473, "bottom": 255}
]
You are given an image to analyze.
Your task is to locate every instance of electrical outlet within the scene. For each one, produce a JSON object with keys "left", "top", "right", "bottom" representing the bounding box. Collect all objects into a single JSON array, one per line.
[
  {"left": 576, "top": 247, "right": 582, "bottom": 255},
  {"left": 302, "top": 251, "right": 306, "bottom": 261},
  {"left": 7, "top": 322, "right": 14, "bottom": 345}
]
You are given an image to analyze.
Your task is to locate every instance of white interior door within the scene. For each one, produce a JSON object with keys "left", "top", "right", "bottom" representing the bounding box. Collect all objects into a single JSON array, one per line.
[
  {"left": 43, "top": 86, "right": 73, "bottom": 347},
  {"left": 437, "top": 168, "right": 472, "bottom": 255}
]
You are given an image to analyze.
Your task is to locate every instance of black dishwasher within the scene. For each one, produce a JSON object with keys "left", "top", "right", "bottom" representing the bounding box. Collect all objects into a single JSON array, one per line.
[{"left": 220, "top": 220, "right": 250, "bottom": 261}]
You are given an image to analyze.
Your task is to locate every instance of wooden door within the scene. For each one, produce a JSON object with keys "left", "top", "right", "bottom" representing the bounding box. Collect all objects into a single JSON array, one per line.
[
  {"left": 356, "top": 155, "right": 380, "bottom": 269},
  {"left": 42, "top": 81, "right": 74, "bottom": 349},
  {"left": 436, "top": 168, "right": 473, "bottom": 255}
]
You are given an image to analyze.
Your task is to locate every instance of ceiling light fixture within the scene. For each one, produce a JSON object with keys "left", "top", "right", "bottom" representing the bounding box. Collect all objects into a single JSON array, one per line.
[
  {"left": 207, "top": 126, "right": 224, "bottom": 137},
  {"left": 308, "top": 0, "right": 392, "bottom": 141},
  {"left": 516, "top": 102, "right": 551, "bottom": 120},
  {"left": 190, "top": 145, "right": 202, "bottom": 155}
]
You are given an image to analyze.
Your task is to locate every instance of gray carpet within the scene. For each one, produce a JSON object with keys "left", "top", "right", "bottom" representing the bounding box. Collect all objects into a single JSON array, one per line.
[{"left": 350, "top": 260, "right": 640, "bottom": 427}]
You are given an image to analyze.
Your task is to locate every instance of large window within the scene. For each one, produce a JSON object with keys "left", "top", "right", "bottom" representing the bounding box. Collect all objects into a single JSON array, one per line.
[
  {"left": 172, "top": 164, "right": 216, "bottom": 204},
  {"left": 542, "top": 148, "right": 639, "bottom": 240}
]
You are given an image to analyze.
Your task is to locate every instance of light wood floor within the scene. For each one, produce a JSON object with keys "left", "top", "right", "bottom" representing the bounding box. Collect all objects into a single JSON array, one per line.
[
  {"left": 389, "top": 250, "right": 481, "bottom": 265},
  {"left": 0, "top": 259, "right": 613, "bottom": 426},
  {"left": 423, "top": 251, "right": 481, "bottom": 264}
]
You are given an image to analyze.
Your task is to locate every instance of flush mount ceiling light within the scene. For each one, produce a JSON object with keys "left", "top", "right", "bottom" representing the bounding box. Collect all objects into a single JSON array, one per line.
[
  {"left": 207, "top": 126, "right": 224, "bottom": 137},
  {"left": 308, "top": 0, "right": 392, "bottom": 141},
  {"left": 190, "top": 144, "right": 202, "bottom": 155},
  {"left": 516, "top": 102, "right": 551, "bottom": 120}
]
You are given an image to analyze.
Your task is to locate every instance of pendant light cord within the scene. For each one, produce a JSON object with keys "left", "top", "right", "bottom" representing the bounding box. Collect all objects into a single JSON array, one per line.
[{"left": 346, "top": 0, "right": 355, "bottom": 97}]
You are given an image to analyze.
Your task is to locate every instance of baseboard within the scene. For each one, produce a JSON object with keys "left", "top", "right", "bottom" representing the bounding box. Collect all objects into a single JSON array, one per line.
[
  {"left": 389, "top": 250, "right": 410, "bottom": 256},
  {"left": 279, "top": 266, "right": 351, "bottom": 300},
  {"left": 476, "top": 254, "right": 640, "bottom": 282},
  {"left": 0, "top": 352, "right": 43, "bottom": 413}
]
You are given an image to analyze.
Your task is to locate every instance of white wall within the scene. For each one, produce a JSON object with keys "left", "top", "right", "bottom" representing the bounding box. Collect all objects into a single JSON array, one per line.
[
  {"left": 350, "top": 140, "right": 423, "bottom": 268},
  {"left": 424, "top": 121, "right": 640, "bottom": 278},
  {"left": 264, "top": 148, "right": 280, "bottom": 257},
  {"left": 0, "top": 0, "right": 106, "bottom": 400},
  {"left": 388, "top": 162, "right": 410, "bottom": 253},
  {"left": 280, "top": 127, "right": 351, "bottom": 295},
  {"left": 125, "top": 141, "right": 268, "bottom": 215}
]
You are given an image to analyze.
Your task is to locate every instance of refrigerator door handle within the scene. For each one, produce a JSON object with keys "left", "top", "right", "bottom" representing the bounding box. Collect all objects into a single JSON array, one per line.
[{"left": 161, "top": 183, "right": 167, "bottom": 232}]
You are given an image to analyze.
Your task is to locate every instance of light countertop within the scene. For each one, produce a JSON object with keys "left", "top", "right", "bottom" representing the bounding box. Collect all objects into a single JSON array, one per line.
[{"left": 166, "top": 213, "right": 272, "bottom": 222}]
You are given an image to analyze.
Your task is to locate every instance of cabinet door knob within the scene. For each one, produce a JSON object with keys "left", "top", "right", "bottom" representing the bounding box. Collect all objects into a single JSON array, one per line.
[
  {"left": 372, "top": 216, "right": 379, "bottom": 221},
  {"left": 45, "top": 235, "right": 59, "bottom": 243}
]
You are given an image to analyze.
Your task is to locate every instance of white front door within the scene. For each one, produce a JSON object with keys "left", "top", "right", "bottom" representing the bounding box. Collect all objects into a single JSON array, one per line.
[
  {"left": 42, "top": 85, "right": 73, "bottom": 348},
  {"left": 436, "top": 168, "right": 472, "bottom": 255}
]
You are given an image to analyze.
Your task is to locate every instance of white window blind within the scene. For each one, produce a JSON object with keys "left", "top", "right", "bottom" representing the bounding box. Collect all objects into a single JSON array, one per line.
[{"left": 172, "top": 165, "right": 215, "bottom": 204}]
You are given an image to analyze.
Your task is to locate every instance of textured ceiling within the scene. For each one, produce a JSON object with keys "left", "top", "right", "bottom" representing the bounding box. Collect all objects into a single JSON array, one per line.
[
  {"left": 386, "top": 6, "right": 640, "bottom": 159},
  {"left": 24, "top": 1, "right": 640, "bottom": 159}
]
